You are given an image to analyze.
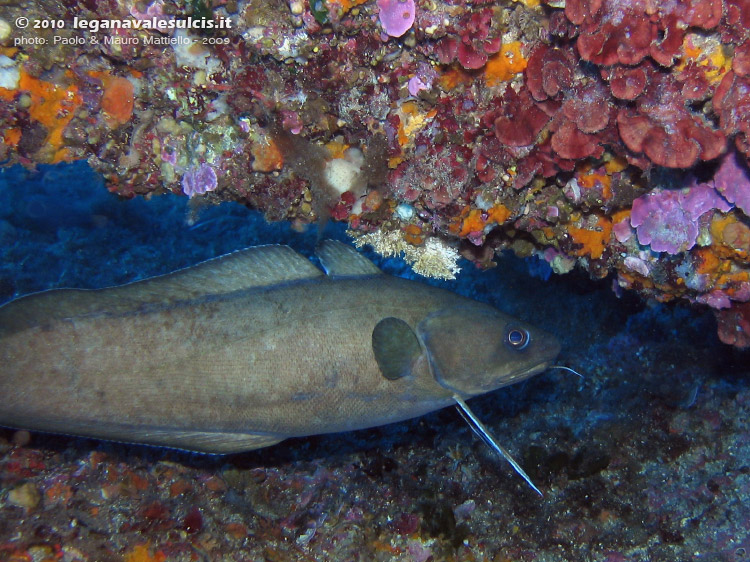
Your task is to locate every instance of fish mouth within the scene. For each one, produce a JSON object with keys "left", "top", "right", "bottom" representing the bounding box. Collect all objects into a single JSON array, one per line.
[
  {"left": 481, "top": 360, "right": 555, "bottom": 393},
  {"left": 469, "top": 358, "right": 554, "bottom": 396}
]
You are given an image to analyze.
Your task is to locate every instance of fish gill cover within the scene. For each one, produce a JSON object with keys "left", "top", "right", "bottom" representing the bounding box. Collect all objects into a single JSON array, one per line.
[{"left": 0, "top": 1, "right": 750, "bottom": 560}]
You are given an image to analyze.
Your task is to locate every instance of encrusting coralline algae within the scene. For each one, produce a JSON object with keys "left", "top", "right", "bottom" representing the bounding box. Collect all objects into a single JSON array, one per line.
[{"left": 2, "top": 0, "right": 750, "bottom": 344}]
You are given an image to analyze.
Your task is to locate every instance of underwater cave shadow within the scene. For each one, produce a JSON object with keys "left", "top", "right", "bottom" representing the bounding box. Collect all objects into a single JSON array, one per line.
[{"left": 0, "top": 411, "right": 460, "bottom": 473}]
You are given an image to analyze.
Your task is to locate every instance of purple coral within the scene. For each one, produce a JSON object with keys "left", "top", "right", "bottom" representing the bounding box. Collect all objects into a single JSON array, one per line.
[
  {"left": 377, "top": 0, "right": 415, "bottom": 38},
  {"left": 714, "top": 150, "right": 750, "bottom": 216},
  {"left": 630, "top": 182, "right": 732, "bottom": 254},
  {"left": 407, "top": 62, "right": 438, "bottom": 97},
  {"left": 182, "top": 163, "right": 218, "bottom": 198}
]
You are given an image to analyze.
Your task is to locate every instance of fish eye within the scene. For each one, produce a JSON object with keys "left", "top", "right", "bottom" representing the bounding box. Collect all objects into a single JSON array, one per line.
[{"left": 505, "top": 327, "right": 530, "bottom": 350}]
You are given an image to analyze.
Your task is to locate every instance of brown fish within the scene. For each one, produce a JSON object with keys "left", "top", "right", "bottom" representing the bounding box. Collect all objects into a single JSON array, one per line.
[{"left": 0, "top": 241, "right": 559, "bottom": 489}]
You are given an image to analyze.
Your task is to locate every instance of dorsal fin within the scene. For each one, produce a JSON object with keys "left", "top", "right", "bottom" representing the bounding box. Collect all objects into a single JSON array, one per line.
[
  {"left": 316, "top": 240, "right": 381, "bottom": 277},
  {"left": 132, "top": 244, "right": 324, "bottom": 297},
  {"left": 0, "top": 245, "right": 322, "bottom": 334}
]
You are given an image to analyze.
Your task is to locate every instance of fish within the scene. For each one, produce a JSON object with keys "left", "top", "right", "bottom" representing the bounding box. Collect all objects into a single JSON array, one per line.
[{"left": 0, "top": 240, "right": 560, "bottom": 491}]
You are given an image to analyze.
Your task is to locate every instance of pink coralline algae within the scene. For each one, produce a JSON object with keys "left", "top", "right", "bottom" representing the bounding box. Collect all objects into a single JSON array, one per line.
[
  {"left": 527, "top": 1, "right": 732, "bottom": 170},
  {"left": 4, "top": 0, "right": 750, "bottom": 347},
  {"left": 455, "top": 9, "right": 501, "bottom": 70},
  {"left": 408, "top": 63, "right": 438, "bottom": 97},
  {"left": 377, "top": 0, "right": 415, "bottom": 38},
  {"left": 182, "top": 164, "right": 218, "bottom": 198},
  {"left": 714, "top": 150, "right": 750, "bottom": 215},
  {"left": 509, "top": 44, "right": 615, "bottom": 166},
  {"left": 722, "top": 0, "right": 750, "bottom": 44},
  {"left": 732, "top": 40, "right": 750, "bottom": 75},
  {"left": 630, "top": 182, "right": 732, "bottom": 254}
]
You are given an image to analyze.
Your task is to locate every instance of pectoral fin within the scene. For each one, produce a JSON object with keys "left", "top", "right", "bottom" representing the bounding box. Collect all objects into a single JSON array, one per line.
[{"left": 372, "top": 317, "right": 423, "bottom": 380}]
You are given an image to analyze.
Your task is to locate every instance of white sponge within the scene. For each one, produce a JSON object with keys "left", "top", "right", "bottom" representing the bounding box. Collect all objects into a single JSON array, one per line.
[{"left": 324, "top": 148, "right": 364, "bottom": 195}]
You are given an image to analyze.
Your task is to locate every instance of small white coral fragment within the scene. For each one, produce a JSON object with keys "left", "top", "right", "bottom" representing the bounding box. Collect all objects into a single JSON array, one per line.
[
  {"left": 0, "top": 55, "right": 19, "bottom": 89},
  {"left": 324, "top": 148, "right": 364, "bottom": 195},
  {"left": 350, "top": 229, "right": 461, "bottom": 280}
]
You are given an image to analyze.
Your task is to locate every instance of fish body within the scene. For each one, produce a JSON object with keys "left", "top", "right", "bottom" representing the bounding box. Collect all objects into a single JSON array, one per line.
[{"left": 0, "top": 241, "right": 560, "bottom": 453}]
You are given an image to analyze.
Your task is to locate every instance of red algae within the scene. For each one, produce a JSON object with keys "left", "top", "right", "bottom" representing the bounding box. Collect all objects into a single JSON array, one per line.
[
  {"left": 1, "top": 0, "right": 750, "bottom": 348},
  {"left": 2, "top": 3, "right": 750, "bottom": 558}
]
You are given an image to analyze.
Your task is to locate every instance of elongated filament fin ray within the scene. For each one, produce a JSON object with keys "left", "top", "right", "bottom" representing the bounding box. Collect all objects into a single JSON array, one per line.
[
  {"left": 453, "top": 394, "right": 543, "bottom": 496},
  {"left": 549, "top": 365, "right": 584, "bottom": 378}
]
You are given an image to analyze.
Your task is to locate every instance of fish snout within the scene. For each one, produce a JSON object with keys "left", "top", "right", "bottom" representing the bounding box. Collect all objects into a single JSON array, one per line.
[{"left": 418, "top": 305, "right": 562, "bottom": 396}]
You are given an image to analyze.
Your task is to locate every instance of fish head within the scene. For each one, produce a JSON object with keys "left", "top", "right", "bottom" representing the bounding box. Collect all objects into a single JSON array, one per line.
[{"left": 416, "top": 303, "right": 561, "bottom": 397}]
